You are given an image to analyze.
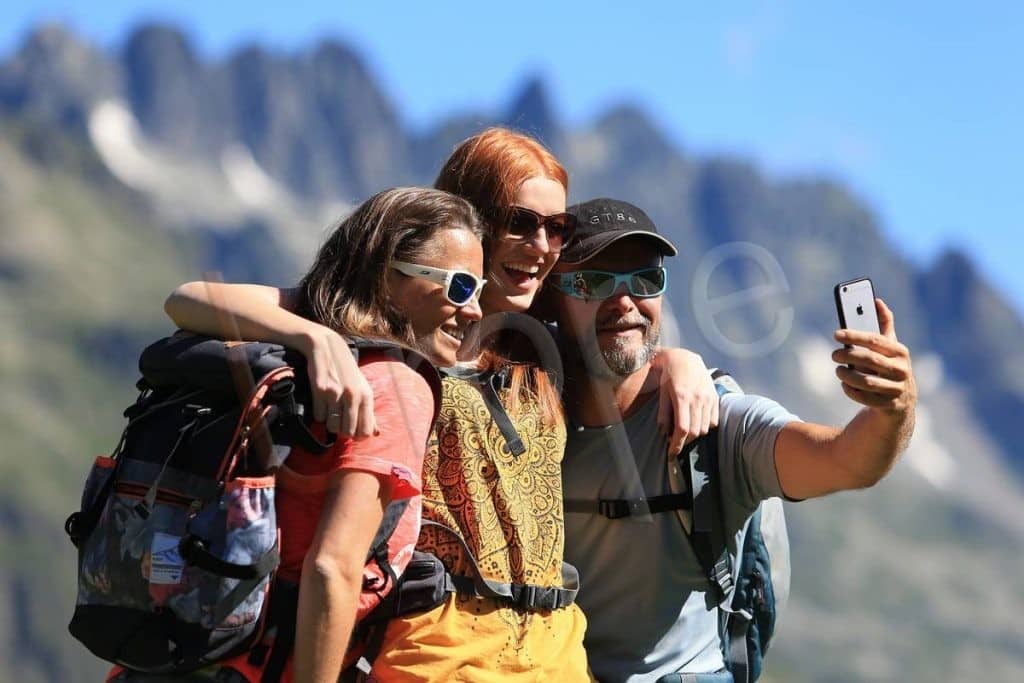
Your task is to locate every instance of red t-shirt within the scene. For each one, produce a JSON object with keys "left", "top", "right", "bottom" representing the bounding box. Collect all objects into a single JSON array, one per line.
[{"left": 274, "top": 350, "right": 436, "bottom": 618}]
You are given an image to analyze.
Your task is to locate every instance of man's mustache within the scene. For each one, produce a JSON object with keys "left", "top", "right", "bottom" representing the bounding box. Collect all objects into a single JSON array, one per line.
[{"left": 595, "top": 314, "right": 652, "bottom": 332}]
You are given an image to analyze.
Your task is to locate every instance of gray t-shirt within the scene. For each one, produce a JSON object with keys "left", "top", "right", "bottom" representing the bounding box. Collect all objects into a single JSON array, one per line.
[{"left": 562, "top": 391, "right": 799, "bottom": 683}]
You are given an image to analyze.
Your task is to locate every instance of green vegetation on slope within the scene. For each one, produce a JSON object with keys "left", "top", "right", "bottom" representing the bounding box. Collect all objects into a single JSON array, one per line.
[{"left": 0, "top": 120, "right": 199, "bottom": 683}]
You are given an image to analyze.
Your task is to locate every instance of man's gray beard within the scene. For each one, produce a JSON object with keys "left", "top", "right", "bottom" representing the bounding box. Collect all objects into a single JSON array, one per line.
[{"left": 584, "top": 325, "right": 661, "bottom": 379}]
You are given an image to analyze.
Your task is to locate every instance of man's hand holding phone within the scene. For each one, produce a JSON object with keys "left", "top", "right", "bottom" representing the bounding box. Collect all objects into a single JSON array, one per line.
[{"left": 831, "top": 297, "right": 917, "bottom": 416}]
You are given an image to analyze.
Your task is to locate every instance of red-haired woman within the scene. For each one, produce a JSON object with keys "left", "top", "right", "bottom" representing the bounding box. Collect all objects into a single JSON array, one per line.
[{"left": 164, "top": 128, "right": 717, "bottom": 681}]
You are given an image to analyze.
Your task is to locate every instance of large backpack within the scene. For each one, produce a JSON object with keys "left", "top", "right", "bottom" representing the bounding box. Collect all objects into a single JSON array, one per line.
[
  {"left": 563, "top": 371, "right": 789, "bottom": 683},
  {"left": 64, "top": 332, "right": 438, "bottom": 677}
]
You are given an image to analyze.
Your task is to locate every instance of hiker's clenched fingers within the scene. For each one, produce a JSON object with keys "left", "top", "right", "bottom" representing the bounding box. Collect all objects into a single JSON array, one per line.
[
  {"left": 836, "top": 365, "right": 917, "bottom": 413},
  {"left": 834, "top": 328, "right": 909, "bottom": 360},
  {"left": 831, "top": 347, "right": 910, "bottom": 381},
  {"left": 836, "top": 366, "right": 903, "bottom": 395},
  {"left": 839, "top": 382, "right": 898, "bottom": 410},
  {"left": 307, "top": 355, "right": 343, "bottom": 426},
  {"left": 304, "top": 327, "right": 376, "bottom": 438}
]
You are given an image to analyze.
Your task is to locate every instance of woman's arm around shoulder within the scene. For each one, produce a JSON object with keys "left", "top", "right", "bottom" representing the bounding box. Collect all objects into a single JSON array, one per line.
[
  {"left": 163, "top": 280, "right": 376, "bottom": 437},
  {"left": 652, "top": 347, "right": 720, "bottom": 455}
]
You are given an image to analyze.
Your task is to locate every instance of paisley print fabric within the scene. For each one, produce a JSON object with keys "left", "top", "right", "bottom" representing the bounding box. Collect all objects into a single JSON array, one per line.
[
  {"left": 421, "top": 375, "right": 566, "bottom": 587},
  {"left": 370, "top": 374, "right": 592, "bottom": 682}
]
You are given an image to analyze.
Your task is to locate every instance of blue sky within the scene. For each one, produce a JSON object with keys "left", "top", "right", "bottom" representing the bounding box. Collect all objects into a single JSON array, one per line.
[{"left": 4, "top": 1, "right": 1022, "bottom": 316}]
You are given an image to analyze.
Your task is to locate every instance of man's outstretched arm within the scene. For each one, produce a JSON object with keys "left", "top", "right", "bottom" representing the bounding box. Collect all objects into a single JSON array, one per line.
[{"left": 774, "top": 298, "right": 917, "bottom": 500}]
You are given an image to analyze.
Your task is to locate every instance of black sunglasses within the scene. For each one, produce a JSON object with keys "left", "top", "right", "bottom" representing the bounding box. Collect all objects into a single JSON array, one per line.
[{"left": 487, "top": 206, "right": 578, "bottom": 246}]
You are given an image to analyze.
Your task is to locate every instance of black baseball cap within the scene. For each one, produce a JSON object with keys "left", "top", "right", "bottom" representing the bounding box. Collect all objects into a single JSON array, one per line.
[{"left": 560, "top": 198, "right": 678, "bottom": 265}]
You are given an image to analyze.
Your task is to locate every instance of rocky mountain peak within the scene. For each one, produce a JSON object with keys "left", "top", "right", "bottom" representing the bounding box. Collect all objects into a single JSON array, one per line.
[
  {"left": 503, "top": 75, "right": 564, "bottom": 154},
  {"left": 122, "top": 23, "right": 199, "bottom": 69},
  {"left": 120, "top": 23, "right": 209, "bottom": 149},
  {"left": 0, "top": 23, "right": 120, "bottom": 129},
  {"left": 309, "top": 38, "right": 364, "bottom": 74}
]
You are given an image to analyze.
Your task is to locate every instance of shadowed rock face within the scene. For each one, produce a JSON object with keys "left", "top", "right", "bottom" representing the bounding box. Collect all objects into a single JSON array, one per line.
[
  {"left": 1, "top": 22, "right": 1023, "bottom": 683},
  {"left": 501, "top": 76, "right": 565, "bottom": 157},
  {"left": 916, "top": 249, "right": 1024, "bottom": 473},
  {"left": 0, "top": 24, "right": 121, "bottom": 131},
  {"left": 121, "top": 24, "right": 209, "bottom": 152}
]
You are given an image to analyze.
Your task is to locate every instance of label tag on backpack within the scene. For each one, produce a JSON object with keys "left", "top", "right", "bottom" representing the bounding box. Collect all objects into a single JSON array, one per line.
[{"left": 150, "top": 532, "right": 185, "bottom": 585}]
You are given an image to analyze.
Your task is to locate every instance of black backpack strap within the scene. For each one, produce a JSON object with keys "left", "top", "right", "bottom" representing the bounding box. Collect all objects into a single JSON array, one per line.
[
  {"left": 685, "top": 428, "right": 733, "bottom": 606},
  {"left": 265, "top": 377, "right": 335, "bottom": 454},
  {"left": 563, "top": 492, "right": 693, "bottom": 519},
  {"left": 446, "top": 564, "right": 579, "bottom": 612},
  {"left": 420, "top": 519, "right": 578, "bottom": 611},
  {"left": 253, "top": 578, "right": 300, "bottom": 683},
  {"left": 364, "top": 499, "right": 410, "bottom": 580},
  {"left": 440, "top": 364, "right": 526, "bottom": 458},
  {"left": 478, "top": 369, "right": 526, "bottom": 457},
  {"left": 178, "top": 536, "right": 280, "bottom": 581},
  {"left": 64, "top": 460, "right": 119, "bottom": 548},
  {"left": 686, "top": 370, "right": 738, "bottom": 607},
  {"left": 350, "top": 623, "right": 390, "bottom": 682}
]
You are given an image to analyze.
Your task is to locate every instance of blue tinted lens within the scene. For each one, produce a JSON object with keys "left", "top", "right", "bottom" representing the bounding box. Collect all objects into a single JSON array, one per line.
[{"left": 448, "top": 273, "right": 477, "bottom": 304}]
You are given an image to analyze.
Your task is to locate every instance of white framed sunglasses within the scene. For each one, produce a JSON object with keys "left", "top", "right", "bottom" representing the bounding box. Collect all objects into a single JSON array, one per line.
[{"left": 391, "top": 261, "right": 487, "bottom": 306}]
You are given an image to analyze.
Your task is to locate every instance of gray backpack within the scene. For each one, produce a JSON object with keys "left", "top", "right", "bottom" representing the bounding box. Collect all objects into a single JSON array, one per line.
[{"left": 672, "top": 371, "right": 790, "bottom": 683}]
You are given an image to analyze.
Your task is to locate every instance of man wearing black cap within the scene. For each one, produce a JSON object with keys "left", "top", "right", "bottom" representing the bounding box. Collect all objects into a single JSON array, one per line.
[{"left": 548, "top": 198, "right": 917, "bottom": 681}]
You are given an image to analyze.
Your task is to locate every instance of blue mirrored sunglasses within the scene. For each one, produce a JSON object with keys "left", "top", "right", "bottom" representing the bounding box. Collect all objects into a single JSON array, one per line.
[{"left": 391, "top": 261, "right": 486, "bottom": 306}]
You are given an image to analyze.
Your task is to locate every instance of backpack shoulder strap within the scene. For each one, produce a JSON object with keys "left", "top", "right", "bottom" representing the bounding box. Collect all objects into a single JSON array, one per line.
[
  {"left": 684, "top": 427, "right": 733, "bottom": 607},
  {"left": 478, "top": 368, "right": 526, "bottom": 456},
  {"left": 439, "top": 364, "right": 527, "bottom": 458},
  {"left": 562, "top": 368, "right": 742, "bottom": 526},
  {"left": 685, "top": 369, "right": 741, "bottom": 608}
]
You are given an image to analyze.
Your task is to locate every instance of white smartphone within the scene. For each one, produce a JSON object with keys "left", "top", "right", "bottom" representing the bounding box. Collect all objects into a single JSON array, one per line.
[{"left": 834, "top": 277, "right": 880, "bottom": 334}]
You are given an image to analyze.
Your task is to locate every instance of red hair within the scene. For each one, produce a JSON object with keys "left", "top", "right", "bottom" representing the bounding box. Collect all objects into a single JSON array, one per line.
[
  {"left": 435, "top": 127, "right": 567, "bottom": 427},
  {"left": 435, "top": 127, "right": 568, "bottom": 253}
]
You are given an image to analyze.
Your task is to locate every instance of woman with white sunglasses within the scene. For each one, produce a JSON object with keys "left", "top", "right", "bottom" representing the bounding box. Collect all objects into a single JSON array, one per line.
[{"left": 109, "top": 187, "right": 485, "bottom": 683}]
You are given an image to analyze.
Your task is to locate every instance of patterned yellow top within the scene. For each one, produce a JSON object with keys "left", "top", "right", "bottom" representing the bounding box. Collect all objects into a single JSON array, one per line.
[{"left": 371, "top": 373, "right": 591, "bottom": 682}]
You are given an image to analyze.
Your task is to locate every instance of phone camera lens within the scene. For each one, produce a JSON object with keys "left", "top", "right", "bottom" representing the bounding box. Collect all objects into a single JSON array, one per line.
[{"left": 842, "top": 286, "right": 848, "bottom": 292}]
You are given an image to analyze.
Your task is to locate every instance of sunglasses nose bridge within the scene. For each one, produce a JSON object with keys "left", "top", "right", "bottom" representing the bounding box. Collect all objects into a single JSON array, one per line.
[
  {"left": 504, "top": 209, "right": 572, "bottom": 244},
  {"left": 518, "top": 222, "right": 554, "bottom": 254},
  {"left": 458, "top": 294, "right": 483, "bottom": 320},
  {"left": 607, "top": 277, "right": 634, "bottom": 300}
]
